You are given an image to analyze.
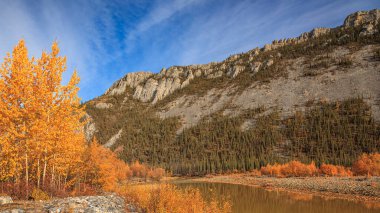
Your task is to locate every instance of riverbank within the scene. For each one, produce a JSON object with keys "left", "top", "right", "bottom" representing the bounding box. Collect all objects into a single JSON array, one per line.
[
  {"left": 0, "top": 194, "right": 137, "bottom": 213},
  {"left": 192, "top": 174, "right": 380, "bottom": 203}
]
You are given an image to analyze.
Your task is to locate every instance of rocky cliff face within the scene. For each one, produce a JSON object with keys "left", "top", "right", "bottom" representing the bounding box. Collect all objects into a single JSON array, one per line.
[
  {"left": 89, "top": 8, "right": 380, "bottom": 130},
  {"left": 102, "top": 9, "right": 380, "bottom": 107},
  {"left": 344, "top": 9, "right": 380, "bottom": 27},
  {"left": 106, "top": 71, "right": 153, "bottom": 96}
]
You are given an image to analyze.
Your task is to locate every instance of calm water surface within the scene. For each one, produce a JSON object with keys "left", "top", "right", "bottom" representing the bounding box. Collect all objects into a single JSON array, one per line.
[{"left": 174, "top": 181, "right": 380, "bottom": 213}]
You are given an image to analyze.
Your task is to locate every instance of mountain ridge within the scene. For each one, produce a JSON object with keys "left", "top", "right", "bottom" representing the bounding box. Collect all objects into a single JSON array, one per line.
[
  {"left": 85, "top": 9, "right": 380, "bottom": 175},
  {"left": 103, "top": 9, "right": 379, "bottom": 104}
]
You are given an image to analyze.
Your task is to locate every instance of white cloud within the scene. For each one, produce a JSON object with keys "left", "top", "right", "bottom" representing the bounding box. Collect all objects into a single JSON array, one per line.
[
  {"left": 124, "top": 0, "right": 203, "bottom": 52},
  {"left": 1, "top": 0, "right": 378, "bottom": 100},
  {"left": 0, "top": 0, "right": 125, "bottom": 99},
  {"left": 169, "top": 0, "right": 380, "bottom": 65}
]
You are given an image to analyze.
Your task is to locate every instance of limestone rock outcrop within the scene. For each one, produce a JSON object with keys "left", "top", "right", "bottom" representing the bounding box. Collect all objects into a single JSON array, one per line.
[
  {"left": 344, "top": 9, "right": 380, "bottom": 27},
  {"left": 133, "top": 77, "right": 181, "bottom": 103},
  {"left": 95, "top": 102, "right": 113, "bottom": 109},
  {"left": 106, "top": 71, "right": 153, "bottom": 95},
  {"left": 84, "top": 113, "right": 97, "bottom": 141},
  {"left": 104, "top": 129, "right": 123, "bottom": 148},
  {"left": 344, "top": 9, "right": 380, "bottom": 36},
  {"left": 102, "top": 9, "right": 380, "bottom": 106},
  {"left": 227, "top": 65, "right": 245, "bottom": 78},
  {"left": 250, "top": 62, "right": 262, "bottom": 73},
  {"left": 133, "top": 78, "right": 159, "bottom": 102},
  {"left": 207, "top": 70, "right": 224, "bottom": 79},
  {"left": 181, "top": 71, "right": 194, "bottom": 89}
]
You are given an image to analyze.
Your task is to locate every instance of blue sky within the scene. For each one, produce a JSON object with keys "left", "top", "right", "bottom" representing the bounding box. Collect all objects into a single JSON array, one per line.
[{"left": 0, "top": 0, "right": 379, "bottom": 101}]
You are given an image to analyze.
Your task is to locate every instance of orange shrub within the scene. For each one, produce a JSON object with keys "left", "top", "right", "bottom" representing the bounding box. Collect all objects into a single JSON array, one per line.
[
  {"left": 129, "top": 161, "right": 166, "bottom": 180},
  {"left": 147, "top": 168, "right": 166, "bottom": 181},
  {"left": 352, "top": 153, "right": 380, "bottom": 176},
  {"left": 286, "top": 161, "right": 318, "bottom": 177},
  {"left": 130, "top": 161, "right": 149, "bottom": 178},
  {"left": 82, "top": 139, "right": 131, "bottom": 191},
  {"left": 120, "top": 184, "right": 231, "bottom": 213},
  {"left": 319, "top": 164, "right": 352, "bottom": 177},
  {"left": 260, "top": 163, "right": 285, "bottom": 177},
  {"left": 250, "top": 169, "right": 262, "bottom": 177},
  {"left": 261, "top": 163, "right": 283, "bottom": 177},
  {"left": 261, "top": 161, "right": 318, "bottom": 177},
  {"left": 260, "top": 154, "right": 380, "bottom": 178}
]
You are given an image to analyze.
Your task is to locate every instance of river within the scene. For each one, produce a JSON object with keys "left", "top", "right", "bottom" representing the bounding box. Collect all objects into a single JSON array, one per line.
[{"left": 174, "top": 181, "right": 380, "bottom": 213}]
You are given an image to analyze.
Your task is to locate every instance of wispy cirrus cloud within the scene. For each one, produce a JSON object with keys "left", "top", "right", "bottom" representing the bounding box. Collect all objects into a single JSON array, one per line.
[
  {"left": 0, "top": 0, "right": 379, "bottom": 101},
  {"left": 0, "top": 0, "right": 130, "bottom": 100},
  {"left": 124, "top": 0, "right": 204, "bottom": 53},
  {"left": 122, "top": 0, "right": 379, "bottom": 72},
  {"left": 134, "top": 0, "right": 203, "bottom": 33}
]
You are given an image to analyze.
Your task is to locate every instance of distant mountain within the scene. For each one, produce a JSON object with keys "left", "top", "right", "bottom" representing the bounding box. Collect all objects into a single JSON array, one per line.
[{"left": 85, "top": 9, "right": 380, "bottom": 175}]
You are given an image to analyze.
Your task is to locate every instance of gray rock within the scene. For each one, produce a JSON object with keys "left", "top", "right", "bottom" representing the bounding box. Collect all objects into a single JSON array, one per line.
[
  {"left": 344, "top": 9, "right": 380, "bottom": 27},
  {"left": 95, "top": 102, "right": 113, "bottom": 109},
  {"left": 250, "top": 62, "right": 262, "bottom": 73},
  {"left": 106, "top": 72, "right": 153, "bottom": 95},
  {"left": 0, "top": 194, "right": 128, "bottom": 213},
  {"left": 133, "top": 77, "right": 183, "bottom": 104},
  {"left": 104, "top": 129, "right": 123, "bottom": 148},
  {"left": 84, "top": 113, "right": 97, "bottom": 141},
  {"left": 194, "top": 69, "right": 202, "bottom": 77},
  {"left": 203, "top": 69, "right": 213, "bottom": 76},
  {"left": 0, "top": 196, "right": 12, "bottom": 205},
  {"left": 181, "top": 72, "right": 194, "bottom": 89},
  {"left": 265, "top": 59, "right": 274, "bottom": 67},
  {"left": 227, "top": 65, "right": 245, "bottom": 78},
  {"left": 0, "top": 209, "right": 25, "bottom": 213},
  {"left": 310, "top": 28, "right": 330, "bottom": 38},
  {"left": 360, "top": 23, "right": 377, "bottom": 36},
  {"left": 133, "top": 78, "right": 159, "bottom": 102},
  {"left": 43, "top": 194, "right": 126, "bottom": 213},
  {"left": 206, "top": 71, "right": 224, "bottom": 79},
  {"left": 152, "top": 77, "right": 181, "bottom": 103}
]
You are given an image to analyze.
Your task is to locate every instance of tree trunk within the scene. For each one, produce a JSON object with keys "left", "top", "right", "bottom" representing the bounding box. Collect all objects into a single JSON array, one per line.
[
  {"left": 44, "top": 114, "right": 50, "bottom": 187},
  {"left": 51, "top": 154, "right": 56, "bottom": 189},
  {"left": 37, "top": 158, "right": 40, "bottom": 188},
  {"left": 25, "top": 153, "right": 29, "bottom": 198},
  {"left": 42, "top": 150, "right": 47, "bottom": 186}
]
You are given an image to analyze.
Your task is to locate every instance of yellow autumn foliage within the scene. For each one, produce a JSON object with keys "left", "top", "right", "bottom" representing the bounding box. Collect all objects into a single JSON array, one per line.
[
  {"left": 0, "top": 40, "right": 85, "bottom": 195},
  {"left": 120, "top": 184, "right": 231, "bottom": 213}
]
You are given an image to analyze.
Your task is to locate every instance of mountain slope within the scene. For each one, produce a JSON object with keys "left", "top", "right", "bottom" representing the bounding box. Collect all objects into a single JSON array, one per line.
[{"left": 85, "top": 9, "right": 380, "bottom": 175}]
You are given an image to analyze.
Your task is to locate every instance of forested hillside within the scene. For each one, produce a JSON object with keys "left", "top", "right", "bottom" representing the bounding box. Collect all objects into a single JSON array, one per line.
[{"left": 85, "top": 9, "right": 380, "bottom": 175}]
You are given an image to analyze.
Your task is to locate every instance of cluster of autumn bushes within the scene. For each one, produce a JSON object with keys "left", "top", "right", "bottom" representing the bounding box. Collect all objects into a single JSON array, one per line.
[
  {"left": 119, "top": 184, "right": 231, "bottom": 213},
  {"left": 258, "top": 153, "right": 380, "bottom": 178},
  {"left": 80, "top": 138, "right": 166, "bottom": 192}
]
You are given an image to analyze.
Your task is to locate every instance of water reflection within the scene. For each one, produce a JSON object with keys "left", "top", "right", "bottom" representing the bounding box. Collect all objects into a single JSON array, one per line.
[{"left": 175, "top": 181, "right": 379, "bottom": 213}]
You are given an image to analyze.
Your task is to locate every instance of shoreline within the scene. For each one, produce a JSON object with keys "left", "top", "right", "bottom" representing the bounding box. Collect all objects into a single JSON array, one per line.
[{"left": 189, "top": 174, "right": 380, "bottom": 204}]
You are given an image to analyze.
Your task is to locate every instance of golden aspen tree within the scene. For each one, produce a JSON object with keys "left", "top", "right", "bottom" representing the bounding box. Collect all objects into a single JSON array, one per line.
[
  {"left": 0, "top": 40, "right": 35, "bottom": 191},
  {"left": 0, "top": 40, "right": 86, "bottom": 195}
]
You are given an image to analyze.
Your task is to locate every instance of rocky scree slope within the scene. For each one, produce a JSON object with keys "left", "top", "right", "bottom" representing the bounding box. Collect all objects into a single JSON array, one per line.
[{"left": 85, "top": 9, "right": 380, "bottom": 175}]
